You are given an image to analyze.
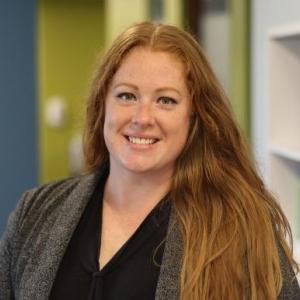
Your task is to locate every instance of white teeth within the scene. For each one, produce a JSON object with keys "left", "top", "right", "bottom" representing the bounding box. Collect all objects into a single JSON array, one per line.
[{"left": 128, "top": 136, "right": 156, "bottom": 145}]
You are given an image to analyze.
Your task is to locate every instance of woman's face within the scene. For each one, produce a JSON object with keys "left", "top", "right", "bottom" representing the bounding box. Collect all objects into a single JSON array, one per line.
[{"left": 103, "top": 46, "right": 191, "bottom": 177}]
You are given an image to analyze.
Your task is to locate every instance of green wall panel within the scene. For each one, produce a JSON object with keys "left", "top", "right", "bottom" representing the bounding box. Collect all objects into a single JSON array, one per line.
[
  {"left": 105, "top": 0, "right": 183, "bottom": 45},
  {"left": 38, "top": 0, "right": 105, "bottom": 183},
  {"left": 230, "top": 0, "right": 250, "bottom": 138},
  {"left": 105, "top": 0, "right": 148, "bottom": 44},
  {"left": 164, "top": 0, "right": 183, "bottom": 27}
]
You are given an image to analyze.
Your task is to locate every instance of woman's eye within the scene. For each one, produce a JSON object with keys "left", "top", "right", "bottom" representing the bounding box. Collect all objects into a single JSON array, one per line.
[
  {"left": 116, "top": 92, "right": 136, "bottom": 101},
  {"left": 158, "top": 97, "right": 177, "bottom": 105}
]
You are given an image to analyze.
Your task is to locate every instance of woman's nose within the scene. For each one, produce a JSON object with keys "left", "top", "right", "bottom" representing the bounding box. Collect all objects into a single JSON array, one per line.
[{"left": 131, "top": 102, "right": 155, "bottom": 127}]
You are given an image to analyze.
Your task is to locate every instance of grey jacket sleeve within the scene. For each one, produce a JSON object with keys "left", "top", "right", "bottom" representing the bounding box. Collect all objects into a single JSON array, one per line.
[
  {"left": 278, "top": 242, "right": 300, "bottom": 299},
  {"left": 0, "top": 191, "right": 31, "bottom": 300}
]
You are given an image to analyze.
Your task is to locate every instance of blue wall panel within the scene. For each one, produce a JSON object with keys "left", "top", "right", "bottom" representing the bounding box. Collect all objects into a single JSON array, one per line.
[{"left": 0, "top": 0, "right": 38, "bottom": 234}]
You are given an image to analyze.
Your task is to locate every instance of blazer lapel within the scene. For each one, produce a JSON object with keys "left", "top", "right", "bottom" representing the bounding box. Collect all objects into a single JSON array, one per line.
[
  {"left": 22, "top": 171, "right": 100, "bottom": 300},
  {"left": 155, "top": 207, "right": 183, "bottom": 300}
]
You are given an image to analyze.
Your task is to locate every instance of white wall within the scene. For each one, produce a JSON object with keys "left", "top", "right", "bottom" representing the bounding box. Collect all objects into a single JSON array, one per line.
[{"left": 251, "top": 0, "right": 300, "bottom": 177}]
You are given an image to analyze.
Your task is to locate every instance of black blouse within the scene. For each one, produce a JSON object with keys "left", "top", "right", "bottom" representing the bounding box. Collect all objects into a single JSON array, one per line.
[{"left": 50, "top": 170, "right": 171, "bottom": 300}]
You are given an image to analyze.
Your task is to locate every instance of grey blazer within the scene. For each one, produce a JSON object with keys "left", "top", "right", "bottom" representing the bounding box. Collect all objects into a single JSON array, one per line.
[{"left": 0, "top": 169, "right": 299, "bottom": 300}]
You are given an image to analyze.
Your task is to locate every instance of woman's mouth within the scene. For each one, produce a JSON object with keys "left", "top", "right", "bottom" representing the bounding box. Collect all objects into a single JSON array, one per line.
[{"left": 125, "top": 135, "right": 159, "bottom": 145}]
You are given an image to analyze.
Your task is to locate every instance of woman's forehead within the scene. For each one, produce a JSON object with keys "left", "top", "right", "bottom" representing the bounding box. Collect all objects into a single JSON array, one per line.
[{"left": 111, "top": 47, "right": 187, "bottom": 89}]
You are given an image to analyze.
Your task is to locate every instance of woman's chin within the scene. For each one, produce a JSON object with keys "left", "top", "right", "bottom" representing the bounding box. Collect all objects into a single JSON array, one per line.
[{"left": 117, "top": 159, "right": 164, "bottom": 175}]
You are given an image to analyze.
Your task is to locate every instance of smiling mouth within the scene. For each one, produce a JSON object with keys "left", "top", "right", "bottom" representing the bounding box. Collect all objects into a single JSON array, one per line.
[{"left": 125, "top": 135, "right": 159, "bottom": 145}]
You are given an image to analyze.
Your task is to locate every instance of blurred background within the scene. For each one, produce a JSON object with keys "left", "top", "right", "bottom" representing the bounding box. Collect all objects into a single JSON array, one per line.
[{"left": 0, "top": 0, "right": 300, "bottom": 261}]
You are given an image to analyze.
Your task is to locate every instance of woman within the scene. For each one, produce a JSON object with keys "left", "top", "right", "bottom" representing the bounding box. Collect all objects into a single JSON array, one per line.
[{"left": 0, "top": 21, "right": 299, "bottom": 300}]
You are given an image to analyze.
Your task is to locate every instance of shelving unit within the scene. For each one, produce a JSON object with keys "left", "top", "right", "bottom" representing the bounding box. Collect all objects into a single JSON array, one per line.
[{"left": 267, "top": 24, "right": 300, "bottom": 262}]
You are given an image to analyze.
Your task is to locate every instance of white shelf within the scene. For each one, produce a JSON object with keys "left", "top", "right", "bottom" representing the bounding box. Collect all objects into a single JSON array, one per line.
[
  {"left": 269, "top": 23, "right": 300, "bottom": 40},
  {"left": 267, "top": 25, "right": 300, "bottom": 254},
  {"left": 268, "top": 155, "right": 300, "bottom": 238},
  {"left": 268, "top": 36, "right": 300, "bottom": 151},
  {"left": 269, "top": 144, "right": 300, "bottom": 163}
]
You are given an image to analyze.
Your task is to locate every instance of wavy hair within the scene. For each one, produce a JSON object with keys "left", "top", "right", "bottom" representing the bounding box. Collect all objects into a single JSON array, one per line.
[{"left": 83, "top": 21, "right": 299, "bottom": 299}]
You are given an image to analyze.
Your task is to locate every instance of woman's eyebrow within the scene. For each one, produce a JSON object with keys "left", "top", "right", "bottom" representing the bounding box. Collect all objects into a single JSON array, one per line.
[
  {"left": 155, "top": 87, "right": 182, "bottom": 97},
  {"left": 112, "top": 82, "right": 138, "bottom": 90},
  {"left": 112, "top": 82, "right": 182, "bottom": 96}
]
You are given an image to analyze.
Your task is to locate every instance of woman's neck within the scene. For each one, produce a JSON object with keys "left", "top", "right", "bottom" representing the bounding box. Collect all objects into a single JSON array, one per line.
[{"left": 104, "top": 166, "right": 172, "bottom": 214}]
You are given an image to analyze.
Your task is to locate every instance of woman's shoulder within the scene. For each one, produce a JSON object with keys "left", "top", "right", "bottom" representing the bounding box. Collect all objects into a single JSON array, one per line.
[
  {"left": 11, "top": 171, "right": 100, "bottom": 235},
  {"left": 19, "top": 175, "right": 83, "bottom": 218},
  {"left": 0, "top": 170, "right": 102, "bottom": 298}
]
